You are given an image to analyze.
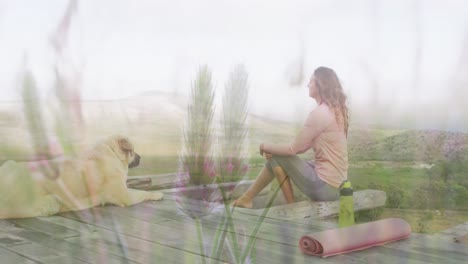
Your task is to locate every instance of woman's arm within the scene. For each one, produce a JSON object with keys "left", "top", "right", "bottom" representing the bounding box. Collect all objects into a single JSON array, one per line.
[{"left": 261, "top": 105, "right": 333, "bottom": 156}]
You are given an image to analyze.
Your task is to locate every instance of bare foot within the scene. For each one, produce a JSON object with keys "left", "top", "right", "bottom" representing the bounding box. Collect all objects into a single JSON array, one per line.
[{"left": 231, "top": 196, "right": 253, "bottom": 209}]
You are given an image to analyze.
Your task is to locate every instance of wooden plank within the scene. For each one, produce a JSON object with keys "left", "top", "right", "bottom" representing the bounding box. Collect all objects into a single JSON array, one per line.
[
  {"left": 5, "top": 242, "right": 68, "bottom": 262},
  {"left": 37, "top": 215, "right": 99, "bottom": 236},
  {"left": 234, "top": 190, "right": 387, "bottom": 220},
  {"left": 60, "top": 204, "right": 312, "bottom": 263},
  {"left": 152, "top": 194, "right": 453, "bottom": 264},
  {"left": 58, "top": 209, "right": 219, "bottom": 263},
  {"left": 42, "top": 214, "right": 207, "bottom": 264},
  {"left": 9, "top": 218, "right": 81, "bottom": 239},
  {"left": 166, "top": 230, "right": 329, "bottom": 264},
  {"left": 155, "top": 213, "right": 308, "bottom": 247},
  {"left": 439, "top": 222, "right": 468, "bottom": 243},
  {"left": 0, "top": 247, "right": 36, "bottom": 264},
  {"left": 160, "top": 193, "right": 337, "bottom": 230},
  {"left": 155, "top": 194, "right": 344, "bottom": 249},
  {"left": 384, "top": 234, "right": 468, "bottom": 263},
  {"left": 140, "top": 195, "right": 342, "bottom": 251},
  {"left": 33, "top": 255, "right": 88, "bottom": 264},
  {"left": 0, "top": 219, "right": 24, "bottom": 233},
  {"left": 362, "top": 244, "right": 461, "bottom": 264},
  {"left": 2, "top": 198, "right": 462, "bottom": 263},
  {"left": 111, "top": 198, "right": 333, "bottom": 241},
  {"left": 0, "top": 220, "right": 135, "bottom": 264},
  {"left": 139, "top": 213, "right": 317, "bottom": 264},
  {"left": 100, "top": 201, "right": 364, "bottom": 264},
  {"left": 160, "top": 180, "right": 269, "bottom": 200},
  {"left": 3, "top": 215, "right": 460, "bottom": 264},
  {"left": 127, "top": 172, "right": 184, "bottom": 190},
  {"left": 59, "top": 208, "right": 185, "bottom": 243},
  {"left": 65, "top": 229, "right": 209, "bottom": 264},
  {"left": 334, "top": 249, "right": 429, "bottom": 264},
  {"left": 143, "top": 198, "right": 466, "bottom": 263},
  {"left": 0, "top": 232, "right": 31, "bottom": 247}
]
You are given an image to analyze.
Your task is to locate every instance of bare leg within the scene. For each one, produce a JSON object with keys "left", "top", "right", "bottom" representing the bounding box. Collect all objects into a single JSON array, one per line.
[
  {"left": 272, "top": 166, "right": 294, "bottom": 204},
  {"left": 232, "top": 166, "right": 275, "bottom": 208}
]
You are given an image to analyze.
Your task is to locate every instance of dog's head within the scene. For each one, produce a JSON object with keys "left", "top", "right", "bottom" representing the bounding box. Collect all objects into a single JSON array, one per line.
[{"left": 106, "top": 135, "right": 141, "bottom": 168}]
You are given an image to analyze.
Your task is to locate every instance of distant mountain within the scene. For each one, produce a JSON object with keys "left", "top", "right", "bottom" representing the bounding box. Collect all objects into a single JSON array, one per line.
[{"left": 348, "top": 128, "right": 468, "bottom": 162}]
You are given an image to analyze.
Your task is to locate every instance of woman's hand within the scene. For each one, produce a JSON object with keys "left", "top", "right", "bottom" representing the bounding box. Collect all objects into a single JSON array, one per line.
[
  {"left": 258, "top": 143, "right": 273, "bottom": 160},
  {"left": 263, "top": 152, "right": 273, "bottom": 160},
  {"left": 260, "top": 143, "right": 272, "bottom": 159}
]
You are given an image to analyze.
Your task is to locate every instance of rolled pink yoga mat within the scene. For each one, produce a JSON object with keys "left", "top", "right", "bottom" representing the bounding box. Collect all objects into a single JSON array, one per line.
[{"left": 299, "top": 218, "right": 411, "bottom": 258}]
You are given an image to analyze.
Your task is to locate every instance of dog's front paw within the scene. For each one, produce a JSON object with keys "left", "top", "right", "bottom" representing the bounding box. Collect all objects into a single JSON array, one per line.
[
  {"left": 37, "top": 196, "right": 61, "bottom": 216},
  {"left": 148, "top": 192, "right": 164, "bottom": 201}
]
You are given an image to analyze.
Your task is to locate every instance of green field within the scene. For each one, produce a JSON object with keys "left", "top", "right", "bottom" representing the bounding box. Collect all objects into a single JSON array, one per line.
[{"left": 348, "top": 162, "right": 429, "bottom": 190}]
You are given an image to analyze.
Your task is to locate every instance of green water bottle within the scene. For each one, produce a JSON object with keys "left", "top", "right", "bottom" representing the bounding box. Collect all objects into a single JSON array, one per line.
[{"left": 338, "top": 180, "right": 355, "bottom": 228}]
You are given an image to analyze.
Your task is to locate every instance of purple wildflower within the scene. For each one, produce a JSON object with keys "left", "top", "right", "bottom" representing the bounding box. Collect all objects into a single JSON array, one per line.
[
  {"left": 209, "top": 168, "right": 216, "bottom": 178},
  {"left": 48, "top": 137, "right": 64, "bottom": 157},
  {"left": 241, "top": 164, "right": 249, "bottom": 175},
  {"left": 28, "top": 162, "right": 38, "bottom": 172},
  {"left": 40, "top": 160, "right": 49, "bottom": 167},
  {"left": 226, "top": 162, "right": 234, "bottom": 174}
]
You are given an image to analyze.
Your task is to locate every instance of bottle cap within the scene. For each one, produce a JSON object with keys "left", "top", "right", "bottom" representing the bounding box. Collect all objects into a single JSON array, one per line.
[
  {"left": 339, "top": 180, "right": 353, "bottom": 196},
  {"left": 339, "top": 180, "right": 352, "bottom": 189}
]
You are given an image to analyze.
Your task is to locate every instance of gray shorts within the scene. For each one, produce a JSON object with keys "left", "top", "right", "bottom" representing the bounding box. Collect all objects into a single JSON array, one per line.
[{"left": 265, "top": 155, "right": 339, "bottom": 201}]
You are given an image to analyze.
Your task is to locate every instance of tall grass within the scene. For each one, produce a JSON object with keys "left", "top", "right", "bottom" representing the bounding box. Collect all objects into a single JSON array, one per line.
[
  {"left": 21, "top": 70, "right": 50, "bottom": 159},
  {"left": 218, "top": 64, "right": 250, "bottom": 183},
  {"left": 180, "top": 65, "right": 217, "bottom": 186}
]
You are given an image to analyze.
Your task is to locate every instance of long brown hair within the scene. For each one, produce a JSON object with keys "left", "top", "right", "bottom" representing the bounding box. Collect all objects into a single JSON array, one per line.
[{"left": 314, "top": 66, "right": 349, "bottom": 136}]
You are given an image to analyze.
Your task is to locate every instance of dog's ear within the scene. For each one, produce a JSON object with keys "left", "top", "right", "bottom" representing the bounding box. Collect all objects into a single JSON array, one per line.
[
  {"left": 116, "top": 137, "right": 134, "bottom": 160},
  {"left": 118, "top": 138, "right": 133, "bottom": 152}
]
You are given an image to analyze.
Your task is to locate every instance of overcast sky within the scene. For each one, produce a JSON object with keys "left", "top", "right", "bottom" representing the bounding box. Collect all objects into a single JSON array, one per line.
[{"left": 1, "top": 0, "right": 467, "bottom": 131}]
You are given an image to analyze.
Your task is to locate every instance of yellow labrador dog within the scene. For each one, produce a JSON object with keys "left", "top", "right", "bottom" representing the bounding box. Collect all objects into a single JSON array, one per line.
[{"left": 0, "top": 135, "right": 163, "bottom": 219}]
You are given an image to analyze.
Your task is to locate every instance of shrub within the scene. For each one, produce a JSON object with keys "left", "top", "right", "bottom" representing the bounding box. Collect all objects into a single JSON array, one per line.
[
  {"left": 368, "top": 181, "right": 384, "bottom": 190},
  {"left": 385, "top": 184, "right": 407, "bottom": 209},
  {"left": 354, "top": 207, "right": 384, "bottom": 222},
  {"left": 452, "top": 183, "right": 468, "bottom": 208},
  {"left": 416, "top": 211, "right": 434, "bottom": 233}
]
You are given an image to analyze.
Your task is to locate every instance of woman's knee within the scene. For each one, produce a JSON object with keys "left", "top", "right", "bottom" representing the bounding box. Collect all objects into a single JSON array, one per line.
[{"left": 265, "top": 156, "right": 280, "bottom": 168}]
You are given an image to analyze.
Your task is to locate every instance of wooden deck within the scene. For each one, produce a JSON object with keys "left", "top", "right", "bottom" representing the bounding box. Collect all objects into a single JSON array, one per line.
[{"left": 1, "top": 193, "right": 467, "bottom": 263}]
